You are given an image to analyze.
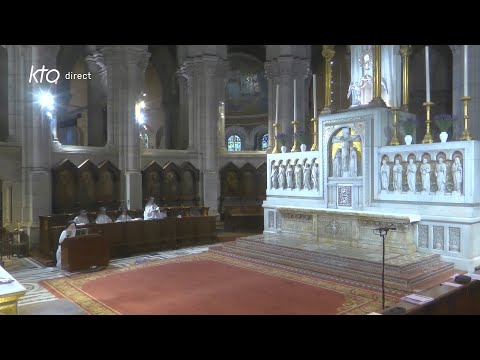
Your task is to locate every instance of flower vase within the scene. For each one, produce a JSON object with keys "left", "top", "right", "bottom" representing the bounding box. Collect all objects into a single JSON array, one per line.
[
  {"left": 281, "top": 145, "right": 287, "bottom": 153},
  {"left": 300, "top": 144, "right": 307, "bottom": 152},
  {"left": 439, "top": 132, "right": 448, "bottom": 143},
  {"left": 404, "top": 135, "right": 412, "bottom": 145}
]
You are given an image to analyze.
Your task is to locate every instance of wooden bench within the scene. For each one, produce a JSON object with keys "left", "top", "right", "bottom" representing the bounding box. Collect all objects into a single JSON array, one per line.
[{"left": 223, "top": 206, "right": 264, "bottom": 233}]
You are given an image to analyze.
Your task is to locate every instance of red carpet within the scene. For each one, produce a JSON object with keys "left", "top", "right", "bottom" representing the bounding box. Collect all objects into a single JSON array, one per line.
[{"left": 42, "top": 253, "right": 398, "bottom": 315}]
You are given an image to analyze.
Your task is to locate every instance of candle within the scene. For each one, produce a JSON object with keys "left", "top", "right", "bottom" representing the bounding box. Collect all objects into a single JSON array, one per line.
[
  {"left": 425, "top": 46, "right": 430, "bottom": 102},
  {"left": 464, "top": 45, "right": 469, "bottom": 97},
  {"left": 275, "top": 84, "right": 279, "bottom": 123},
  {"left": 293, "top": 79, "right": 297, "bottom": 120},
  {"left": 313, "top": 74, "right": 317, "bottom": 119}
]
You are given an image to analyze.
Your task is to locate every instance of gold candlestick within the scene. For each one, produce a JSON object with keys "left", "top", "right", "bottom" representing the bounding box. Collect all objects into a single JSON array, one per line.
[
  {"left": 310, "top": 117, "right": 318, "bottom": 151},
  {"left": 390, "top": 107, "right": 400, "bottom": 146},
  {"left": 272, "top": 123, "right": 281, "bottom": 153},
  {"left": 399, "top": 45, "right": 412, "bottom": 112},
  {"left": 422, "top": 101, "right": 434, "bottom": 143},
  {"left": 461, "top": 96, "right": 472, "bottom": 141},
  {"left": 291, "top": 120, "right": 299, "bottom": 152}
]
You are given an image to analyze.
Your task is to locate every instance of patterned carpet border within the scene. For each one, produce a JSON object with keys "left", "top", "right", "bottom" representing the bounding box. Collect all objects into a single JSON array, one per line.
[{"left": 41, "top": 252, "right": 400, "bottom": 315}]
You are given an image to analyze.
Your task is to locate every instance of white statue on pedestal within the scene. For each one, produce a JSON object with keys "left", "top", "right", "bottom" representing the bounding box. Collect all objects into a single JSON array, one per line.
[
  {"left": 420, "top": 158, "right": 431, "bottom": 193},
  {"left": 286, "top": 164, "right": 294, "bottom": 189},
  {"left": 436, "top": 157, "right": 447, "bottom": 193},
  {"left": 407, "top": 159, "right": 417, "bottom": 192},
  {"left": 295, "top": 164, "right": 303, "bottom": 189},
  {"left": 312, "top": 163, "right": 319, "bottom": 190},
  {"left": 271, "top": 165, "right": 279, "bottom": 189},
  {"left": 278, "top": 165, "right": 286, "bottom": 189},
  {"left": 333, "top": 149, "right": 342, "bottom": 177},
  {"left": 303, "top": 163, "right": 312, "bottom": 190},
  {"left": 452, "top": 157, "right": 463, "bottom": 193},
  {"left": 349, "top": 146, "right": 358, "bottom": 177},
  {"left": 348, "top": 45, "right": 401, "bottom": 107},
  {"left": 380, "top": 159, "right": 390, "bottom": 191},
  {"left": 393, "top": 159, "right": 403, "bottom": 192}
]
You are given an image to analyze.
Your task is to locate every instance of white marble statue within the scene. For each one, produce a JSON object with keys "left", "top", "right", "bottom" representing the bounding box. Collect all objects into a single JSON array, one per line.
[
  {"left": 349, "top": 146, "right": 358, "bottom": 177},
  {"left": 407, "top": 159, "right": 417, "bottom": 192},
  {"left": 303, "top": 163, "right": 312, "bottom": 190},
  {"left": 271, "top": 165, "right": 279, "bottom": 189},
  {"left": 349, "top": 45, "right": 401, "bottom": 107},
  {"left": 286, "top": 164, "right": 294, "bottom": 189},
  {"left": 452, "top": 157, "right": 463, "bottom": 193},
  {"left": 312, "top": 163, "right": 319, "bottom": 190},
  {"left": 380, "top": 159, "right": 390, "bottom": 191},
  {"left": 278, "top": 165, "right": 286, "bottom": 189},
  {"left": 420, "top": 158, "right": 431, "bottom": 193},
  {"left": 393, "top": 159, "right": 403, "bottom": 192},
  {"left": 436, "top": 157, "right": 447, "bottom": 193},
  {"left": 333, "top": 149, "right": 342, "bottom": 177},
  {"left": 332, "top": 127, "right": 360, "bottom": 177},
  {"left": 295, "top": 164, "right": 303, "bottom": 189}
]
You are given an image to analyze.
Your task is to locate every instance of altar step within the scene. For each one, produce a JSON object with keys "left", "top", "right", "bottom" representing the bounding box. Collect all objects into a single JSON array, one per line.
[{"left": 209, "top": 235, "right": 455, "bottom": 292}]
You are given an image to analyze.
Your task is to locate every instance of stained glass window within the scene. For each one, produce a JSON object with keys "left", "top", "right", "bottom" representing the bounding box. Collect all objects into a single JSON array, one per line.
[
  {"left": 227, "top": 135, "right": 242, "bottom": 151},
  {"left": 261, "top": 134, "right": 268, "bottom": 150}
]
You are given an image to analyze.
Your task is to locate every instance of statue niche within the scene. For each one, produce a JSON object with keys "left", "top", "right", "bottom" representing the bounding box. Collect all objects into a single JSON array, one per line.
[{"left": 330, "top": 127, "right": 362, "bottom": 178}]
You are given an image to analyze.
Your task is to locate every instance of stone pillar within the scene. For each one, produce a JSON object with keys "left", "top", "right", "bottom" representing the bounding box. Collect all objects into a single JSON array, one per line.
[
  {"left": 181, "top": 47, "right": 227, "bottom": 216},
  {"left": 264, "top": 61, "right": 279, "bottom": 153},
  {"left": 265, "top": 46, "right": 310, "bottom": 145},
  {"left": 7, "top": 45, "right": 24, "bottom": 143},
  {"left": 102, "top": 45, "right": 149, "bottom": 210},
  {"left": 21, "top": 45, "right": 59, "bottom": 248},
  {"left": 85, "top": 52, "right": 107, "bottom": 146},
  {"left": 176, "top": 69, "right": 189, "bottom": 149},
  {"left": 452, "top": 45, "right": 480, "bottom": 140}
]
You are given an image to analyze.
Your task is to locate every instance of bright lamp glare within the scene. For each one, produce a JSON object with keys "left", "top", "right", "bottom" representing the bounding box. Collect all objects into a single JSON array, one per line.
[
  {"left": 137, "top": 112, "right": 145, "bottom": 124},
  {"left": 38, "top": 92, "right": 54, "bottom": 110},
  {"left": 46, "top": 111, "right": 53, "bottom": 118},
  {"left": 139, "top": 101, "right": 146, "bottom": 109}
]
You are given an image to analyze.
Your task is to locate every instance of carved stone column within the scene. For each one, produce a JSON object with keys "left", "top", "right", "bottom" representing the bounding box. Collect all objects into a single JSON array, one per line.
[
  {"left": 102, "top": 45, "right": 150, "bottom": 210},
  {"left": 399, "top": 45, "right": 412, "bottom": 112},
  {"left": 322, "top": 45, "right": 335, "bottom": 113},
  {"left": 176, "top": 69, "right": 189, "bottom": 150},
  {"left": 21, "top": 45, "right": 59, "bottom": 248},
  {"left": 369, "top": 45, "right": 387, "bottom": 107},
  {"left": 85, "top": 52, "right": 108, "bottom": 146},
  {"left": 264, "top": 61, "right": 280, "bottom": 153}
]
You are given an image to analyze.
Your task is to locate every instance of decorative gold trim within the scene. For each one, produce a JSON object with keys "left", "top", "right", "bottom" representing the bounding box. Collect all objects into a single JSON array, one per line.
[
  {"left": 399, "top": 45, "right": 412, "bottom": 112},
  {"left": 322, "top": 45, "right": 335, "bottom": 113},
  {"left": 291, "top": 120, "right": 299, "bottom": 152},
  {"left": 390, "top": 107, "right": 400, "bottom": 146},
  {"left": 272, "top": 123, "right": 281, "bottom": 153},
  {"left": 310, "top": 117, "right": 319, "bottom": 151},
  {"left": 422, "top": 101, "right": 434, "bottom": 144},
  {"left": 461, "top": 96, "right": 472, "bottom": 141}
]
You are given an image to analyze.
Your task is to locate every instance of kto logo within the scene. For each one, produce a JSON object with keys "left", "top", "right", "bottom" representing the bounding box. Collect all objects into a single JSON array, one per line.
[{"left": 29, "top": 65, "right": 60, "bottom": 84}]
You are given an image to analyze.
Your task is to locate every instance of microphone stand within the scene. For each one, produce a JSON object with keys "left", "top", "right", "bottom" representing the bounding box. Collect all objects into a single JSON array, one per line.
[{"left": 373, "top": 227, "right": 396, "bottom": 309}]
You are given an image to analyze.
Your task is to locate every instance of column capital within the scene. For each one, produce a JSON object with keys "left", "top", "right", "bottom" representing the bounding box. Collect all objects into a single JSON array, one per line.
[
  {"left": 85, "top": 51, "right": 107, "bottom": 73},
  {"left": 276, "top": 57, "right": 310, "bottom": 78},
  {"left": 322, "top": 45, "right": 335, "bottom": 61},
  {"left": 399, "top": 45, "right": 412, "bottom": 57},
  {"left": 264, "top": 61, "right": 279, "bottom": 79}
]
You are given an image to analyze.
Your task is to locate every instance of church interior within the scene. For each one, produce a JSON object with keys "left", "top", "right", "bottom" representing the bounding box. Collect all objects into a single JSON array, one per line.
[{"left": 1, "top": 44, "right": 479, "bottom": 315}]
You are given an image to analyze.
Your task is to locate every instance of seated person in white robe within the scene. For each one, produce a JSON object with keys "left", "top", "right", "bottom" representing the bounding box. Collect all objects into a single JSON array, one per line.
[
  {"left": 73, "top": 210, "right": 90, "bottom": 225},
  {"left": 144, "top": 197, "right": 167, "bottom": 220},
  {"left": 56, "top": 220, "right": 77, "bottom": 268},
  {"left": 95, "top": 207, "right": 113, "bottom": 224},
  {"left": 116, "top": 209, "right": 132, "bottom": 222}
]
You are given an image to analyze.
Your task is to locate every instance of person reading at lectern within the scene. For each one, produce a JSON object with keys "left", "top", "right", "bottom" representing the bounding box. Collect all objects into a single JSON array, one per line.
[
  {"left": 116, "top": 208, "right": 132, "bottom": 222},
  {"left": 95, "top": 207, "right": 113, "bottom": 224},
  {"left": 73, "top": 210, "right": 90, "bottom": 225},
  {"left": 144, "top": 196, "right": 166, "bottom": 220},
  {"left": 56, "top": 220, "right": 76, "bottom": 268}
]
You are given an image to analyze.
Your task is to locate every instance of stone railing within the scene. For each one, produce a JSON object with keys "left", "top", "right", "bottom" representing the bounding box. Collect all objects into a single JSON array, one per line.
[
  {"left": 375, "top": 140, "right": 480, "bottom": 204},
  {"left": 266, "top": 151, "right": 323, "bottom": 198}
]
